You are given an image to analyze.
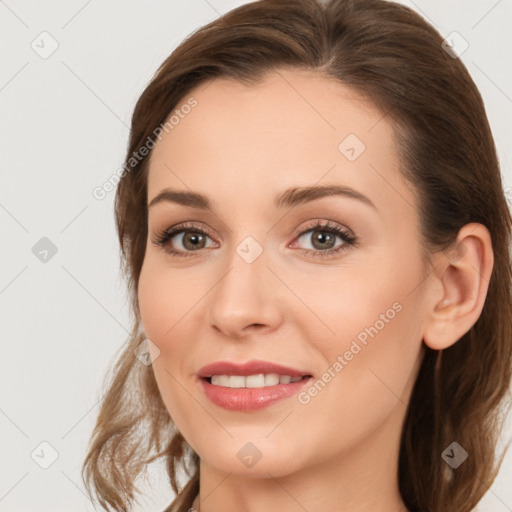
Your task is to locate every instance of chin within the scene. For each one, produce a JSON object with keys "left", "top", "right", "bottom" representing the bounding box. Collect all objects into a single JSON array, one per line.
[{"left": 195, "top": 436, "right": 307, "bottom": 477}]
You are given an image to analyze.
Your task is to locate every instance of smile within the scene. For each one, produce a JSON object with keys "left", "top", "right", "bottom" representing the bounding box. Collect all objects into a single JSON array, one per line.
[{"left": 208, "top": 373, "right": 306, "bottom": 388}]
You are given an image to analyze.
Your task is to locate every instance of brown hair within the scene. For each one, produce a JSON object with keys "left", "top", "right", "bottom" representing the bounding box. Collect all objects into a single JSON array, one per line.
[{"left": 81, "top": 0, "right": 512, "bottom": 511}]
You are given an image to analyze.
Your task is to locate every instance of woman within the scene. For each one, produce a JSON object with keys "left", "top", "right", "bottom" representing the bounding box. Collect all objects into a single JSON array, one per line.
[{"left": 82, "top": 0, "right": 512, "bottom": 511}]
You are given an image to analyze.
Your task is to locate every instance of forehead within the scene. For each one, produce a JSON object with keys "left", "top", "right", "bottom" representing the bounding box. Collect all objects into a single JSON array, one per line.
[{"left": 146, "top": 68, "right": 415, "bottom": 218}]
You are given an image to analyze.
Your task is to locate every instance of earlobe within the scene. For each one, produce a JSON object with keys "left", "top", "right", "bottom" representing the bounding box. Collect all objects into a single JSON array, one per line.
[{"left": 423, "top": 223, "right": 494, "bottom": 351}]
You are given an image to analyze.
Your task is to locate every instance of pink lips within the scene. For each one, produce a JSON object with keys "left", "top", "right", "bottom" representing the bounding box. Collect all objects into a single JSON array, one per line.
[{"left": 197, "top": 360, "right": 313, "bottom": 412}]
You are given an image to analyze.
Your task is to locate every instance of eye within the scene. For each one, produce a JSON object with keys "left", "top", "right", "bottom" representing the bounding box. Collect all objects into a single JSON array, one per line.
[
  {"left": 151, "top": 222, "right": 216, "bottom": 257},
  {"left": 151, "top": 220, "right": 358, "bottom": 258},
  {"left": 291, "top": 220, "right": 357, "bottom": 258}
]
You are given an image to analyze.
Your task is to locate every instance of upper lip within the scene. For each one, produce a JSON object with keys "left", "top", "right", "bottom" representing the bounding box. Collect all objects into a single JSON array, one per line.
[{"left": 197, "top": 360, "right": 313, "bottom": 378}]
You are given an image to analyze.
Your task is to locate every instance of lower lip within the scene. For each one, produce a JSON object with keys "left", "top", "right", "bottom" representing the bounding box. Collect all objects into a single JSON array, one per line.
[{"left": 199, "top": 377, "right": 312, "bottom": 411}]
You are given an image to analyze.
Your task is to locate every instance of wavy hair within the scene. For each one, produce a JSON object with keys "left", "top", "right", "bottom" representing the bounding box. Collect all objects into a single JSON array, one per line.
[{"left": 82, "top": 0, "right": 512, "bottom": 511}]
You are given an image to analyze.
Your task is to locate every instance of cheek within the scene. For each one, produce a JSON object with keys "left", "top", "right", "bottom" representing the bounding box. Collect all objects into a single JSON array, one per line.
[
  {"left": 138, "top": 258, "right": 200, "bottom": 341},
  {"left": 292, "top": 296, "right": 423, "bottom": 467},
  {"left": 313, "top": 275, "right": 424, "bottom": 421},
  {"left": 286, "top": 253, "right": 416, "bottom": 350},
  {"left": 293, "top": 248, "right": 425, "bottom": 402},
  {"left": 137, "top": 262, "right": 198, "bottom": 433}
]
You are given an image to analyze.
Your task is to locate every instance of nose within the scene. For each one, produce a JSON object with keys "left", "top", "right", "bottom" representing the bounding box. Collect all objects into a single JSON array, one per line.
[{"left": 207, "top": 249, "right": 283, "bottom": 340}]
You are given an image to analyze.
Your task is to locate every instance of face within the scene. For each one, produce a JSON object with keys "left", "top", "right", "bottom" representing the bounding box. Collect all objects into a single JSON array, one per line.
[{"left": 138, "top": 69, "right": 429, "bottom": 478}]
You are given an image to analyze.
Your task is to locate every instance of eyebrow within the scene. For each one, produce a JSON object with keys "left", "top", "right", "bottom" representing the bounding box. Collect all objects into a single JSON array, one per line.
[{"left": 148, "top": 184, "right": 377, "bottom": 211}]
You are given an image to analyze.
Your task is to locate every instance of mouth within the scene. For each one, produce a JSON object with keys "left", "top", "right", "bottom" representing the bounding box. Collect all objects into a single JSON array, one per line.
[
  {"left": 197, "top": 359, "right": 313, "bottom": 384},
  {"left": 202, "top": 373, "right": 312, "bottom": 388},
  {"left": 197, "top": 360, "right": 314, "bottom": 411}
]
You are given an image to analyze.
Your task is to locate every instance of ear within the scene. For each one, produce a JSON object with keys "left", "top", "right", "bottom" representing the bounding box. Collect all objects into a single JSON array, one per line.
[{"left": 422, "top": 223, "right": 494, "bottom": 350}]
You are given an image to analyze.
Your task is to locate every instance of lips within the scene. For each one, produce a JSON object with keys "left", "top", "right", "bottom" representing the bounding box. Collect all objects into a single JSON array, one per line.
[
  {"left": 197, "top": 360, "right": 313, "bottom": 379},
  {"left": 196, "top": 360, "right": 314, "bottom": 411}
]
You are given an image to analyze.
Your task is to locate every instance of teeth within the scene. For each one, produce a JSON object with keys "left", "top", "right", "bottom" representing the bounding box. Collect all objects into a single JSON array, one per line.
[
  {"left": 246, "top": 374, "right": 266, "bottom": 388},
  {"left": 264, "top": 374, "right": 280, "bottom": 386},
  {"left": 229, "top": 375, "right": 245, "bottom": 388},
  {"left": 209, "top": 373, "right": 305, "bottom": 388}
]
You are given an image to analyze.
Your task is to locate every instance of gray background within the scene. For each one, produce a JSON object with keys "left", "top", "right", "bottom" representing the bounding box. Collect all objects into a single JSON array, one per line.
[{"left": 1, "top": 1, "right": 511, "bottom": 511}]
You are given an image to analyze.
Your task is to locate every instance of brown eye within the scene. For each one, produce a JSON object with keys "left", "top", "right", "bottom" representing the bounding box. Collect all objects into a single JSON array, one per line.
[
  {"left": 294, "top": 221, "right": 357, "bottom": 257},
  {"left": 180, "top": 231, "right": 208, "bottom": 250},
  {"left": 152, "top": 223, "right": 216, "bottom": 257},
  {"left": 152, "top": 220, "right": 357, "bottom": 259},
  {"left": 302, "top": 230, "right": 337, "bottom": 250}
]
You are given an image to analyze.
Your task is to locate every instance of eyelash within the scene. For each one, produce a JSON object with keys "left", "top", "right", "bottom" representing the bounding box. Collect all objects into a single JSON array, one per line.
[{"left": 151, "top": 220, "right": 358, "bottom": 259}]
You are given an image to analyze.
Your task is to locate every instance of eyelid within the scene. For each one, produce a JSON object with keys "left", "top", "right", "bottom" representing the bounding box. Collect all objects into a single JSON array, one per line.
[
  {"left": 289, "top": 218, "right": 355, "bottom": 241},
  {"left": 151, "top": 221, "right": 218, "bottom": 247}
]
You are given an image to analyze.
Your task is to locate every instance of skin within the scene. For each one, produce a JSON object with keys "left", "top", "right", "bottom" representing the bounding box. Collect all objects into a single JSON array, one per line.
[{"left": 138, "top": 69, "right": 493, "bottom": 512}]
